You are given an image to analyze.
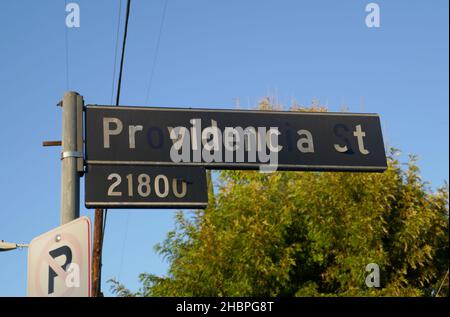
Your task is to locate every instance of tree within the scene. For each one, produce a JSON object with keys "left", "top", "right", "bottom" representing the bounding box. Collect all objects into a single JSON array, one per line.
[{"left": 110, "top": 102, "right": 448, "bottom": 297}]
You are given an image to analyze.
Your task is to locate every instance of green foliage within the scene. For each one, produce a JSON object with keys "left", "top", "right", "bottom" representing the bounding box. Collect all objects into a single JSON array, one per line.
[
  {"left": 109, "top": 102, "right": 448, "bottom": 297},
  {"left": 110, "top": 149, "right": 448, "bottom": 297}
]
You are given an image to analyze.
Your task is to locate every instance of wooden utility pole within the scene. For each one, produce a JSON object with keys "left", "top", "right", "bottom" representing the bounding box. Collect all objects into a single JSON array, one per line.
[{"left": 91, "top": 209, "right": 104, "bottom": 297}]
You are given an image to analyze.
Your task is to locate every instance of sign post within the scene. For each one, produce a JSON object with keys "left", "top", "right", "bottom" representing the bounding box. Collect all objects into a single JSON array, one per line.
[{"left": 60, "top": 91, "right": 84, "bottom": 225}]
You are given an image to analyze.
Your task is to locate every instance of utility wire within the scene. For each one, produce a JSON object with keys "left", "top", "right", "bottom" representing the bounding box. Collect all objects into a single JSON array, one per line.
[
  {"left": 105, "top": 0, "right": 131, "bottom": 238},
  {"left": 64, "top": 0, "right": 70, "bottom": 89},
  {"left": 102, "top": 0, "right": 125, "bottom": 257},
  {"left": 102, "top": 0, "right": 132, "bottom": 284},
  {"left": 116, "top": 0, "right": 132, "bottom": 106},
  {"left": 118, "top": 0, "right": 168, "bottom": 280},
  {"left": 145, "top": 0, "right": 168, "bottom": 103},
  {"left": 110, "top": 0, "right": 123, "bottom": 104},
  {"left": 117, "top": 0, "right": 136, "bottom": 279}
]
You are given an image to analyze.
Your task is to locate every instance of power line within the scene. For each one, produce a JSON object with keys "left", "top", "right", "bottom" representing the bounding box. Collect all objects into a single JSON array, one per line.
[
  {"left": 104, "top": 0, "right": 132, "bottom": 248},
  {"left": 64, "top": 0, "right": 70, "bottom": 89},
  {"left": 102, "top": 0, "right": 124, "bottom": 273},
  {"left": 145, "top": 0, "right": 169, "bottom": 103},
  {"left": 104, "top": 0, "right": 124, "bottom": 244},
  {"left": 116, "top": 0, "right": 132, "bottom": 106},
  {"left": 110, "top": 0, "right": 123, "bottom": 104},
  {"left": 118, "top": 0, "right": 169, "bottom": 281},
  {"left": 116, "top": 0, "right": 138, "bottom": 281},
  {"left": 98, "top": 0, "right": 132, "bottom": 295}
]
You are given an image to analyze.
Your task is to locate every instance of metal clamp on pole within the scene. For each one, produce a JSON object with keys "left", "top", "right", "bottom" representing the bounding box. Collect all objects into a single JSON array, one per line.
[{"left": 61, "top": 151, "right": 83, "bottom": 160}]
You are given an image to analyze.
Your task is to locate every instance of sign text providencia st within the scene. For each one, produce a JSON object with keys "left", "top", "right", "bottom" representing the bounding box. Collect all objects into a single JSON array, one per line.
[{"left": 85, "top": 105, "right": 387, "bottom": 172}]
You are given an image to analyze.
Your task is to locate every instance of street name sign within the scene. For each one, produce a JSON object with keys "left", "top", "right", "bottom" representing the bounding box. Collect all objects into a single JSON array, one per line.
[
  {"left": 27, "top": 217, "right": 91, "bottom": 297},
  {"left": 85, "top": 165, "right": 208, "bottom": 209},
  {"left": 85, "top": 105, "right": 387, "bottom": 172}
]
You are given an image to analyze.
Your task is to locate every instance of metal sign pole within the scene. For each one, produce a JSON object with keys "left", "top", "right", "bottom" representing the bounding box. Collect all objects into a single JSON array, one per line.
[{"left": 60, "top": 91, "right": 82, "bottom": 225}]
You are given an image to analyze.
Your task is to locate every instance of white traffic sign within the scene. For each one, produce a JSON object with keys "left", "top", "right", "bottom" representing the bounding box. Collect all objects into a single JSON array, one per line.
[{"left": 27, "top": 217, "right": 91, "bottom": 297}]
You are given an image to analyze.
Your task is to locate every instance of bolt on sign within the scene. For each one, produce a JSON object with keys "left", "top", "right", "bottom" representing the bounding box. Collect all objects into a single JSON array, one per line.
[
  {"left": 27, "top": 217, "right": 91, "bottom": 297},
  {"left": 85, "top": 105, "right": 387, "bottom": 172}
]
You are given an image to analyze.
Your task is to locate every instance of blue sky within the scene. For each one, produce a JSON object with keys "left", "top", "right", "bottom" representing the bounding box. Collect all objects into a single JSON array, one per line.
[{"left": 0, "top": 0, "right": 448, "bottom": 296}]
